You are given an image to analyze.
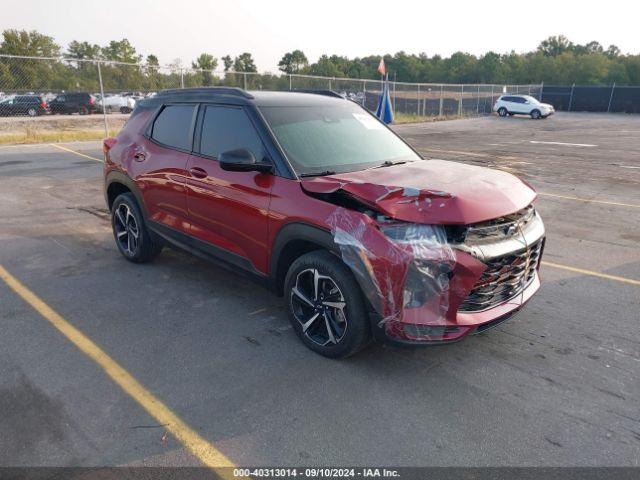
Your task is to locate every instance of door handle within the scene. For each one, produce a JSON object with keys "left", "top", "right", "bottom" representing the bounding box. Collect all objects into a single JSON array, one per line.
[{"left": 189, "top": 167, "right": 208, "bottom": 179}]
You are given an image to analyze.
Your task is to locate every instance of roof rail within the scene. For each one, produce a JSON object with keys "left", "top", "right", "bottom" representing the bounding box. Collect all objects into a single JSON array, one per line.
[
  {"left": 156, "top": 86, "right": 254, "bottom": 99},
  {"left": 291, "top": 89, "right": 346, "bottom": 99}
]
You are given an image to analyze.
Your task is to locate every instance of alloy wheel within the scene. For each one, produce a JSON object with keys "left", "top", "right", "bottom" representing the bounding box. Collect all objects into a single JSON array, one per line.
[
  {"left": 114, "top": 203, "right": 140, "bottom": 256},
  {"left": 27, "top": 108, "right": 36, "bottom": 117},
  {"left": 290, "top": 268, "right": 348, "bottom": 346}
]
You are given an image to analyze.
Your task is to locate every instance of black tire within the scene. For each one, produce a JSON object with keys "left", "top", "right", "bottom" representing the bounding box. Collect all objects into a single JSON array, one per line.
[
  {"left": 111, "top": 193, "right": 162, "bottom": 263},
  {"left": 27, "top": 107, "right": 37, "bottom": 117},
  {"left": 508, "top": 113, "right": 515, "bottom": 116},
  {"left": 530, "top": 109, "right": 541, "bottom": 119},
  {"left": 284, "top": 250, "right": 371, "bottom": 358},
  {"left": 498, "top": 107, "right": 508, "bottom": 117},
  {"left": 120, "top": 106, "right": 132, "bottom": 114},
  {"left": 78, "top": 105, "right": 89, "bottom": 115}
]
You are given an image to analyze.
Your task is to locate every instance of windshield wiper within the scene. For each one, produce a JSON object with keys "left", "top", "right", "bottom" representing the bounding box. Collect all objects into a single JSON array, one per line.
[{"left": 299, "top": 170, "right": 336, "bottom": 178}]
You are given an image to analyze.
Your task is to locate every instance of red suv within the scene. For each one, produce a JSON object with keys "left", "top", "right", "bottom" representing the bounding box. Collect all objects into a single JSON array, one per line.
[{"left": 103, "top": 88, "right": 545, "bottom": 358}]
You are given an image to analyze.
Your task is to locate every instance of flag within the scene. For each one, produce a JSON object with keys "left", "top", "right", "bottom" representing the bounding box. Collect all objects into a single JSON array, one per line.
[
  {"left": 375, "top": 75, "right": 394, "bottom": 124},
  {"left": 377, "top": 58, "right": 386, "bottom": 76}
]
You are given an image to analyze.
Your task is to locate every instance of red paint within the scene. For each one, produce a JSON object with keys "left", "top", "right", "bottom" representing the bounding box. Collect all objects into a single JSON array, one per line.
[{"left": 105, "top": 106, "right": 543, "bottom": 345}]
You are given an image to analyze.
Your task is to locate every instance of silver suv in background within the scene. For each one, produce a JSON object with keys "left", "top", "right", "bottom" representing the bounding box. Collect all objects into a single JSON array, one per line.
[{"left": 493, "top": 95, "right": 555, "bottom": 119}]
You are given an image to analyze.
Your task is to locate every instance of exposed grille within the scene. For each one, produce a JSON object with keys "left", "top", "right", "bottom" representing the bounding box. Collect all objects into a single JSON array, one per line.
[
  {"left": 464, "top": 205, "right": 536, "bottom": 243},
  {"left": 459, "top": 238, "right": 544, "bottom": 312}
]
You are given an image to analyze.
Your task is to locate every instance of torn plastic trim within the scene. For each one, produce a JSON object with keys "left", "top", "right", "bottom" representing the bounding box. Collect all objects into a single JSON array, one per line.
[{"left": 327, "top": 207, "right": 456, "bottom": 329}]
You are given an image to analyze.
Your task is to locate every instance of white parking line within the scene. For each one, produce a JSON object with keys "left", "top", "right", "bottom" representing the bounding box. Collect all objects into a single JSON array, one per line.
[{"left": 529, "top": 141, "right": 597, "bottom": 147}]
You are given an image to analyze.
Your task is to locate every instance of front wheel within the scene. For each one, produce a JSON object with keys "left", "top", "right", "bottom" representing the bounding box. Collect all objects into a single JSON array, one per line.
[
  {"left": 498, "top": 107, "right": 508, "bottom": 117},
  {"left": 27, "top": 107, "right": 37, "bottom": 117},
  {"left": 111, "top": 193, "right": 162, "bottom": 263},
  {"left": 284, "top": 250, "right": 371, "bottom": 358},
  {"left": 530, "top": 109, "right": 541, "bottom": 119}
]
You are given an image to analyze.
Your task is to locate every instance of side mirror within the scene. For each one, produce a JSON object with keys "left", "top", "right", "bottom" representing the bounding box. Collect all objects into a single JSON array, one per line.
[{"left": 219, "top": 148, "right": 272, "bottom": 174}]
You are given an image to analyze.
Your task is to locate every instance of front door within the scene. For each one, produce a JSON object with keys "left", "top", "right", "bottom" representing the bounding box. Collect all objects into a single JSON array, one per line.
[{"left": 185, "top": 105, "right": 273, "bottom": 275}]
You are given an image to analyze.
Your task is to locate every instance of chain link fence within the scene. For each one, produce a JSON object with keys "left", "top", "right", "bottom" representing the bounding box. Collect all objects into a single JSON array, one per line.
[{"left": 0, "top": 54, "right": 542, "bottom": 141}]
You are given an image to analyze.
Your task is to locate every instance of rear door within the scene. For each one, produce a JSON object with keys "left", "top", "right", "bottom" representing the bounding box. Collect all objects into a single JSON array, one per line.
[
  {"left": 185, "top": 104, "right": 273, "bottom": 275},
  {"left": 512, "top": 96, "right": 527, "bottom": 113},
  {"left": 128, "top": 103, "right": 197, "bottom": 236}
]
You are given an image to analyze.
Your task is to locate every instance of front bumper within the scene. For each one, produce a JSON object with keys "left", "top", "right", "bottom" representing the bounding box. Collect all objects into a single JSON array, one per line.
[
  {"left": 377, "top": 272, "right": 540, "bottom": 345},
  {"left": 379, "top": 211, "right": 546, "bottom": 345}
]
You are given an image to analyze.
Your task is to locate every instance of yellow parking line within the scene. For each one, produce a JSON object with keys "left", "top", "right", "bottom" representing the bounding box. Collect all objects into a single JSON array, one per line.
[
  {"left": 50, "top": 143, "right": 103, "bottom": 162},
  {"left": 541, "top": 261, "right": 640, "bottom": 287},
  {"left": 0, "top": 264, "right": 235, "bottom": 473},
  {"left": 538, "top": 192, "right": 640, "bottom": 209}
]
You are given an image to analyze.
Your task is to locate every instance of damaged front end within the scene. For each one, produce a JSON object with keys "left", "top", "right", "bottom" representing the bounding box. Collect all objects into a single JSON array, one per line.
[{"left": 310, "top": 176, "right": 545, "bottom": 345}]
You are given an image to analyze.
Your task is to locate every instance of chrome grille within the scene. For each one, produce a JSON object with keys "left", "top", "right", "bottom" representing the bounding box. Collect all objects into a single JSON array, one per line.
[{"left": 459, "top": 238, "right": 544, "bottom": 312}]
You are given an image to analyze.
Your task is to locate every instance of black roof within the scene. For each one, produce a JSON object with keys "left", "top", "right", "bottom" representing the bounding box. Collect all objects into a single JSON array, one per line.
[{"left": 141, "top": 87, "right": 349, "bottom": 108}]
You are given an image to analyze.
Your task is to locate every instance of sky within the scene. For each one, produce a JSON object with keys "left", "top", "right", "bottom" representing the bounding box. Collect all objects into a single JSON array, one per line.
[{"left": 2, "top": 0, "right": 638, "bottom": 72}]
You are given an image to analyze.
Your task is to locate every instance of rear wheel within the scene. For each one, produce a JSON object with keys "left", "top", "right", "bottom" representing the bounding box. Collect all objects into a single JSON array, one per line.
[
  {"left": 78, "top": 105, "right": 89, "bottom": 115},
  {"left": 284, "top": 250, "right": 371, "bottom": 358},
  {"left": 498, "top": 107, "right": 508, "bottom": 117},
  {"left": 530, "top": 109, "right": 541, "bottom": 119},
  {"left": 27, "top": 107, "right": 37, "bottom": 117},
  {"left": 111, "top": 193, "right": 162, "bottom": 263}
]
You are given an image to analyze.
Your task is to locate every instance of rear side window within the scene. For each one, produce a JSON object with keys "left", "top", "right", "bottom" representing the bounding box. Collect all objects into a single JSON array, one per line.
[
  {"left": 151, "top": 105, "right": 196, "bottom": 151},
  {"left": 199, "top": 106, "right": 266, "bottom": 160}
]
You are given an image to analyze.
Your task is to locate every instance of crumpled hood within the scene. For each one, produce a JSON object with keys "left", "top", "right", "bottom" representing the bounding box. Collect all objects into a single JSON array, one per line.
[{"left": 301, "top": 159, "right": 537, "bottom": 225}]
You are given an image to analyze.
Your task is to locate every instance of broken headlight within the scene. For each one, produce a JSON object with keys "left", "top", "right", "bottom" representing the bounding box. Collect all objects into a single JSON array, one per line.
[{"left": 379, "top": 222, "right": 454, "bottom": 309}]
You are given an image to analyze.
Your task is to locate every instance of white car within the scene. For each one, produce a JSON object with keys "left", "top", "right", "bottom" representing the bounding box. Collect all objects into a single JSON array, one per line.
[
  {"left": 493, "top": 95, "right": 555, "bottom": 119},
  {"left": 95, "top": 94, "right": 136, "bottom": 114}
]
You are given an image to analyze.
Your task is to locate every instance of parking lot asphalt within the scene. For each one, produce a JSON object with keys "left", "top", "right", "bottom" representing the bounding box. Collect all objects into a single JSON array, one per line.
[{"left": 0, "top": 112, "right": 638, "bottom": 468}]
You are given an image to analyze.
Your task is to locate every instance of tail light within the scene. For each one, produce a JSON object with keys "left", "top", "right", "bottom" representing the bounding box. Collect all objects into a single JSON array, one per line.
[
  {"left": 103, "top": 137, "right": 117, "bottom": 155},
  {"left": 41, "top": 101, "right": 47, "bottom": 108},
  {"left": 89, "top": 96, "right": 95, "bottom": 105}
]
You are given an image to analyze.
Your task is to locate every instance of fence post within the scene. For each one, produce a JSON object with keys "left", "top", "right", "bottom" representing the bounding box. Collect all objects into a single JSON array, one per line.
[
  {"left": 476, "top": 85, "right": 480, "bottom": 115},
  {"left": 180, "top": 68, "right": 184, "bottom": 88},
  {"left": 458, "top": 85, "right": 463, "bottom": 116},
  {"left": 417, "top": 84, "right": 421, "bottom": 116},
  {"left": 439, "top": 85, "right": 443, "bottom": 117},
  {"left": 490, "top": 84, "right": 494, "bottom": 112},
  {"left": 362, "top": 80, "right": 366, "bottom": 107},
  {"left": 96, "top": 61, "right": 108, "bottom": 138},
  {"left": 539, "top": 81, "right": 544, "bottom": 101},
  {"left": 289, "top": 74, "right": 292, "bottom": 91},
  {"left": 607, "top": 82, "right": 616, "bottom": 113},
  {"left": 568, "top": 83, "right": 575, "bottom": 111},
  {"left": 243, "top": 73, "right": 247, "bottom": 90}
]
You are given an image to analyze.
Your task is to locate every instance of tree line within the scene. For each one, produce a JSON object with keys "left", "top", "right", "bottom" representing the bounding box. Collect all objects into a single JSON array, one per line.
[{"left": 1, "top": 30, "right": 639, "bottom": 94}]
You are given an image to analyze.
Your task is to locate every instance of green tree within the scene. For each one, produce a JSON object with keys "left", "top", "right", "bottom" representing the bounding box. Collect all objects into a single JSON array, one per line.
[
  {"left": 101, "top": 39, "right": 141, "bottom": 63},
  {"left": 538, "top": 35, "right": 573, "bottom": 57},
  {"left": 0, "top": 29, "right": 60, "bottom": 56},
  {"left": 191, "top": 53, "right": 218, "bottom": 86},
  {"left": 222, "top": 55, "right": 233, "bottom": 71},
  {"left": 0, "top": 30, "right": 61, "bottom": 90},
  {"left": 278, "top": 50, "right": 308, "bottom": 74},
  {"left": 67, "top": 40, "right": 100, "bottom": 60},
  {"left": 233, "top": 52, "right": 257, "bottom": 72}
]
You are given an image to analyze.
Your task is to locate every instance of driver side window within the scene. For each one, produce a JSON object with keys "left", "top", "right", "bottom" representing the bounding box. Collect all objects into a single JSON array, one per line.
[{"left": 199, "top": 106, "right": 266, "bottom": 161}]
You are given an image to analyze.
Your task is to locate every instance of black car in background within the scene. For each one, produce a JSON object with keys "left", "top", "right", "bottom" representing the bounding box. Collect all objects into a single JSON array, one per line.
[
  {"left": 49, "top": 92, "right": 97, "bottom": 115},
  {"left": 0, "top": 95, "right": 48, "bottom": 116}
]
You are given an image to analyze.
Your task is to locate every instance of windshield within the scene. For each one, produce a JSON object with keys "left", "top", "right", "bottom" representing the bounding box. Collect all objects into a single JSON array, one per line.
[{"left": 259, "top": 102, "right": 421, "bottom": 176}]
